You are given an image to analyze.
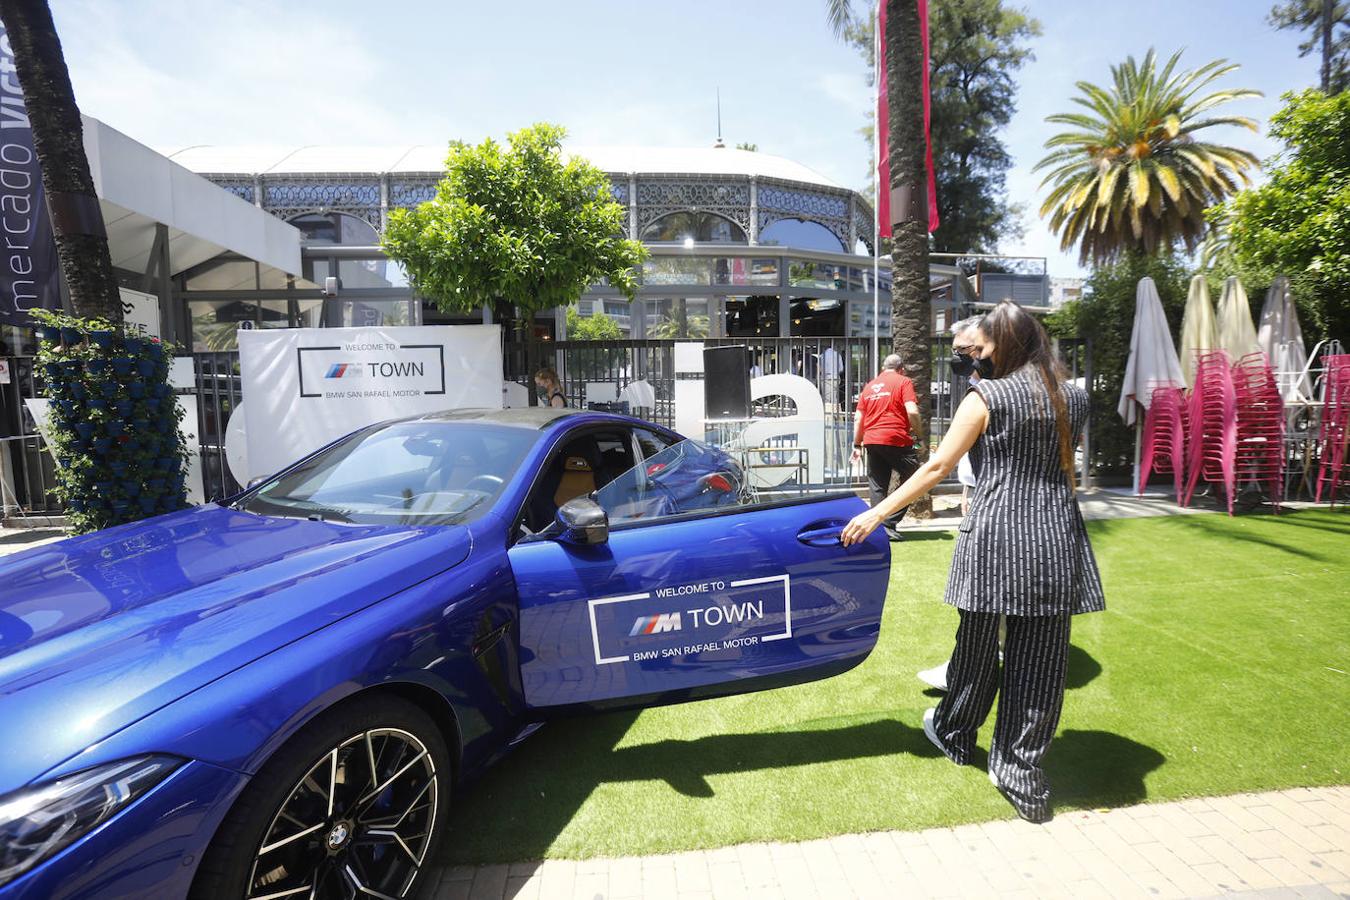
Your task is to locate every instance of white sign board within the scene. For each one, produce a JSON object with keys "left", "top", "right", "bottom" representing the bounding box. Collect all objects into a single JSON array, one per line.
[
  {"left": 238, "top": 326, "right": 503, "bottom": 482},
  {"left": 118, "top": 287, "right": 161, "bottom": 339}
]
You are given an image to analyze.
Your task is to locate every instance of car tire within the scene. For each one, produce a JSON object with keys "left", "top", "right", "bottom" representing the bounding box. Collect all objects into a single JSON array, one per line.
[{"left": 190, "top": 693, "right": 453, "bottom": 900}]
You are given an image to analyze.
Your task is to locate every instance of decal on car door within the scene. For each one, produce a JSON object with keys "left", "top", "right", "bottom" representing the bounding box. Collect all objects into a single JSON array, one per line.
[{"left": 588, "top": 575, "right": 790, "bottom": 666}]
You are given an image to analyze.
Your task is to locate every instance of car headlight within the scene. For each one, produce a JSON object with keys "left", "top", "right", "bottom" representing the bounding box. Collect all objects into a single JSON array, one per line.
[{"left": 0, "top": 755, "right": 182, "bottom": 887}]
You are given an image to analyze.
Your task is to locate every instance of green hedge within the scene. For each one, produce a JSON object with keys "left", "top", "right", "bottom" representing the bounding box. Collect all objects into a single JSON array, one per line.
[{"left": 33, "top": 311, "right": 190, "bottom": 533}]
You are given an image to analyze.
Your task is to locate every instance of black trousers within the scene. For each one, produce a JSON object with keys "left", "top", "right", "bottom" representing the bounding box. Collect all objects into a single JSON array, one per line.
[
  {"left": 864, "top": 443, "right": 919, "bottom": 528},
  {"left": 933, "top": 610, "right": 1071, "bottom": 818}
]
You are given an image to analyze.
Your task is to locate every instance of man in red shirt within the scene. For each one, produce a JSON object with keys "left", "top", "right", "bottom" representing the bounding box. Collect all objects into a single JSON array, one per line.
[{"left": 853, "top": 354, "right": 921, "bottom": 540}]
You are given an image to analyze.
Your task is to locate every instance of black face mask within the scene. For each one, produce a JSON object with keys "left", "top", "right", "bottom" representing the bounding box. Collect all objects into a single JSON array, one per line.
[{"left": 949, "top": 353, "right": 995, "bottom": 379}]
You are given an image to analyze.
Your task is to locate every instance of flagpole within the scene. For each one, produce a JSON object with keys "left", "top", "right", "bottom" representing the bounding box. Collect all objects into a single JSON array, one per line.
[{"left": 872, "top": 0, "right": 881, "bottom": 377}]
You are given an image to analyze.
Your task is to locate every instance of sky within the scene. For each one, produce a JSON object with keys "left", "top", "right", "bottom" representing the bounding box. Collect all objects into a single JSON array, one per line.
[{"left": 50, "top": 0, "right": 1322, "bottom": 278}]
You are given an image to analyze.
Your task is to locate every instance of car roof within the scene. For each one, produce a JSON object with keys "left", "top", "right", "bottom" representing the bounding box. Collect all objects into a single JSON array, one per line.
[{"left": 397, "top": 407, "right": 639, "bottom": 431}]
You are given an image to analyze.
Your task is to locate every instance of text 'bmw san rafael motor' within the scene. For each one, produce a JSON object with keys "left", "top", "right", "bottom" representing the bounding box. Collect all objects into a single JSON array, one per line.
[{"left": 0, "top": 408, "right": 890, "bottom": 899}]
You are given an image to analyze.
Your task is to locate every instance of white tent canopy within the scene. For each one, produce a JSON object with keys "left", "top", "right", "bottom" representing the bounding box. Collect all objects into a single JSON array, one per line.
[{"left": 84, "top": 116, "right": 301, "bottom": 280}]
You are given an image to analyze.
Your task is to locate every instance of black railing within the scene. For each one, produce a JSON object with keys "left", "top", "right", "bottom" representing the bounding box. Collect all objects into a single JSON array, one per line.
[
  {"left": 0, "top": 356, "right": 60, "bottom": 514},
  {"left": 194, "top": 352, "right": 243, "bottom": 500}
]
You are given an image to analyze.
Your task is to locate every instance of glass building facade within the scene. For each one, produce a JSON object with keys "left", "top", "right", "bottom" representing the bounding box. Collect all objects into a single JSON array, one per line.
[{"left": 172, "top": 150, "right": 974, "bottom": 350}]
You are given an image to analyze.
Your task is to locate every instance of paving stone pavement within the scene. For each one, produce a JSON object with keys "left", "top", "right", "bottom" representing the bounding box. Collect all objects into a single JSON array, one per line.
[{"left": 429, "top": 786, "right": 1350, "bottom": 900}]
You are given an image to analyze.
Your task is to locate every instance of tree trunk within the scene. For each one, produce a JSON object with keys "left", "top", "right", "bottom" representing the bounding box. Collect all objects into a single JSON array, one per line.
[
  {"left": 884, "top": 0, "right": 933, "bottom": 518},
  {"left": 0, "top": 0, "right": 121, "bottom": 322},
  {"left": 1323, "top": 0, "right": 1334, "bottom": 93}
]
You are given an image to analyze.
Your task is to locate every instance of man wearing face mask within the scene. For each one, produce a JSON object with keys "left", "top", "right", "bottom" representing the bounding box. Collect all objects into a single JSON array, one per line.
[
  {"left": 917, "top": 316, "right": 994, "bottom": 692},
  {"left": 948, "top": 317, "right": 988, "bottom": 515}
]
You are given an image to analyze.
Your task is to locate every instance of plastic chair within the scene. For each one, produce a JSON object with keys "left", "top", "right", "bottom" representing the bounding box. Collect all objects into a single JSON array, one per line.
[{"left": 1138, "top": 384, "right": 1187, "bottom": 503}]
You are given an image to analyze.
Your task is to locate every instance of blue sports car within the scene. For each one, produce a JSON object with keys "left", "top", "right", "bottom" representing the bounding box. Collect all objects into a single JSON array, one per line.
[{"left": 0, "top": 409, "right": 889, "bottom": 900}]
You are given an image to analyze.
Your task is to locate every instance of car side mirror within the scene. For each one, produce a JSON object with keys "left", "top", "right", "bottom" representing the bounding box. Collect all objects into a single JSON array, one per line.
[{"left": 554, "top": 497, "right": 609, "bottom": 546}]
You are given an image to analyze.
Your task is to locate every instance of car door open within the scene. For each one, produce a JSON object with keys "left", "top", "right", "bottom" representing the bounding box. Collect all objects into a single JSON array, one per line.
[{"left": 507, "top": 438, "right": 891, "bottom": 713}]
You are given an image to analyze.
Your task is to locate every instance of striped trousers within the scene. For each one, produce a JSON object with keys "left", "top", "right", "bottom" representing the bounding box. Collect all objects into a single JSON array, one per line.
[{"left": 932, "top": 610, "right": 1071, "bottom": 817}]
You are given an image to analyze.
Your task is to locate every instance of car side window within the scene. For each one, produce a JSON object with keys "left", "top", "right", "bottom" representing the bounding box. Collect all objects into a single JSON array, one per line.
[
  {"left": 593, "top": 439, "right": 750, "bottom": 525},
  {"left": 521, "top": 428, "right": 637, "bottom": 535},
  {"left": 633, "top": 427, "right": 678, "bottom": 460}
]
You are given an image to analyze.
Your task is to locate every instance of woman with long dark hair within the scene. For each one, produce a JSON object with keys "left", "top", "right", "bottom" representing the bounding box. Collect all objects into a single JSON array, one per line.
[{"left": 842, "top": 300, "right": 1104, "bottom": 823}]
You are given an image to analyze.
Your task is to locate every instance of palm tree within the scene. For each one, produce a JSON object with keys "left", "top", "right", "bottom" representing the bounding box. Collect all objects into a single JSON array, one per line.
[
  {"left": 829, "top": 0, "right": 933, "bottom": 517},
  {"left": 0, "top": 0, "right": 121, "bottom": 321},
  {"left": 1035, "top": 49, "right": 1261, "bottom": 265}
]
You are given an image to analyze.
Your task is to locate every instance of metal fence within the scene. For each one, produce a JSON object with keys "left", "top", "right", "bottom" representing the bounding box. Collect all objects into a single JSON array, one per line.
[
  {"left": 1, "top": 336, "right": 1092, "bottom": 511},
  {"left": 0, "top": 356, "right": 60, "bottom": 514}
]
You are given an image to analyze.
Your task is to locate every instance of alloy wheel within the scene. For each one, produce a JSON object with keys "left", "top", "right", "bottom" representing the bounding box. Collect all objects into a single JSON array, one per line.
[{"left": 245, "top": 727, "right": 439, "bottom": 900}]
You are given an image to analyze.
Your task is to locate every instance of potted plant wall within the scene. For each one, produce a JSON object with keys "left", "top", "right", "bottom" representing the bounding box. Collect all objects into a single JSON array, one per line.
[{"left": 32, "top": 310, "right": 190, "bottom": 533}]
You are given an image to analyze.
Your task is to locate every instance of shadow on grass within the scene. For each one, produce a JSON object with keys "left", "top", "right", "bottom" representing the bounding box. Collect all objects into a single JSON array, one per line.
[
  {"left": 1145, "top": 513, "right": 1330, "bottom": 562},
  {"left": 445, "top": 714, "right": 931, "bottom": 863},
  {"left": 1065, "top": 644, "right": 1102, "bottom": 690},
  {"left": 1051, "top": 729, "right": 1167, "bottom": 810}
]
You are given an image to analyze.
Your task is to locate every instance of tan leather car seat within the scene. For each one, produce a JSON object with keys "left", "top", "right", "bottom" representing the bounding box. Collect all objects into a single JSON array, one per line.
[{"left": 553, "top": 455, "right": 596, "bottom": 507}]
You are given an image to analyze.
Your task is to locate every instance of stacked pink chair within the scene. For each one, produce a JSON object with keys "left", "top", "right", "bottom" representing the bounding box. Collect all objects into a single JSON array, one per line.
[
  {"left": 1137, "top": 383, "right": 1188, "bottom": 503},
  {"left": 1183, "top": 350, "right": 1237, "bottom": 513},
  {"left": 1232, "top": 352, "right": 1285, "bottom": 511},
  {"left": 1315, "top": 354, "right": 1350, "bottom": 505}
]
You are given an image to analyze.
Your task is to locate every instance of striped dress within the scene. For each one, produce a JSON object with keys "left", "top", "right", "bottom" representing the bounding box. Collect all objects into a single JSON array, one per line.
[{"left": 943, "top": 367, "right": 1105, "bottom": 616}]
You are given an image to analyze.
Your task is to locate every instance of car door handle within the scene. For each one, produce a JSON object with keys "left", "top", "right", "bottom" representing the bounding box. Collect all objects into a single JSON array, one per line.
[{"left": 797, "top": 521, "right": 846, "bottom": 546}]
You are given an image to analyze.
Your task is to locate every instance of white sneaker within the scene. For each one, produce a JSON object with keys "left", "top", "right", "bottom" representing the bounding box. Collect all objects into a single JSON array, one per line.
[
  {"left": 922, "top": 707, "right": 943, "bottom": 752},
  {"left": 917, "top": 661, "right": 949, "bottom": 692},
  {"left": 922, "top": 707, "right": 966, "bottom": 766}
]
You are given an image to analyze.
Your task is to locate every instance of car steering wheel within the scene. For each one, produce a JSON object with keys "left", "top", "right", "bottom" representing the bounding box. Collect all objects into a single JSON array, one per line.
[{"left": 463, "top": 474, "right": 504, "bottom": 493}]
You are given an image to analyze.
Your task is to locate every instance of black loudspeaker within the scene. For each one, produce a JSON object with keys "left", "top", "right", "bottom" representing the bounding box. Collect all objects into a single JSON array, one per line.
[{"left": 704, "top": 345, "right": 751, "bottom": 420}]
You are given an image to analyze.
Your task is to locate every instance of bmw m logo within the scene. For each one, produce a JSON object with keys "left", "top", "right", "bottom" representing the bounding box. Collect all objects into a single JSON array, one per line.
[
  {"left": 324, "top": 363, "right": 363, "bottom": 378},
  {"left": 629, "top": 612, "right": 682, "bottom": 635}
]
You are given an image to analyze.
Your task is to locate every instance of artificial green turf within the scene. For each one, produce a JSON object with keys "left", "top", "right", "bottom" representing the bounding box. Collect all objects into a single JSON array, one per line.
[{"left": 444, "top": 509, "right": 1350, "bottom": 863}]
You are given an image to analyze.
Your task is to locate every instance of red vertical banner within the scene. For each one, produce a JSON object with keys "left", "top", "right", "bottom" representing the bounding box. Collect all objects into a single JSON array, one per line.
[
  {"left": 875, "top": 1, "right": 938, "bottom": 238},
  {"left": 876, "top": 3, "right": 891, "bottom": 239},
  {"left": 919, "top": 0, "right": 939, "bottom": 231}
]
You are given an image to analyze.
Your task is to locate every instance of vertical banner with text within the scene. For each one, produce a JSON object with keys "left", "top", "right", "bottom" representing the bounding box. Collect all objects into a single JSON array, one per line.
[
  {"left": 0, "top": 25, "right": 61, "bottom": 327},
  {"left": 238, "top": 325, "right": 503, "bottom": 481}
]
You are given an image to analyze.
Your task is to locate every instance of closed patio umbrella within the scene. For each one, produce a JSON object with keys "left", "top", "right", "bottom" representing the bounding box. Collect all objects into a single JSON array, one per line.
[
  {"left": 1178, "top": 275, "right": 1217, "bottom": 388},
  {"left": 1217, "top": 276, "right": 1260, "bottom": 361},
  {"left": 1119, "top": 278, "right": 1185, "bottom": 492},
  {"left": 1118, "top": 277, "right": 1185, "bottom": 425},
  {"left": 1257, "top": 276, "right": 1310, "bottom": 401}
]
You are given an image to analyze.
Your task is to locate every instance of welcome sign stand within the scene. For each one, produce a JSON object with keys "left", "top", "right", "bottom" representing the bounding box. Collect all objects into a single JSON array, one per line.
[{"left": 234, "top": 326, "right": 503, "bottom": 484}]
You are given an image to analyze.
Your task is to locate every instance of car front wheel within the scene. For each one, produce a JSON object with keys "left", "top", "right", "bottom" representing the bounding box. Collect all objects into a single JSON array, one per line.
[{"left": 191, "top": 694, "right": 452, "bottom": 900}]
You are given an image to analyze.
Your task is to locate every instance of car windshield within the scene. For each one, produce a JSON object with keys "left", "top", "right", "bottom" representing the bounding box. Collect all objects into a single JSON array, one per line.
[
  {"left": 593, "top": 438, "right": 749, "bottom": 524},
  {"left": 238, "top": 421, "right": 538, "bottom": 527}
]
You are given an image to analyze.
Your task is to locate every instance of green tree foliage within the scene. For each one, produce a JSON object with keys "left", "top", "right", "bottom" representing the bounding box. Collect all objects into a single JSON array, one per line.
[
  {"left": 1268, "top": 0, "right": 1350, "bottom": 94},
  {"left": 926, "top": 0, "right": 1040, "bottom": 253},
  {"left": 1215, "top": 89, "right": 1349, "bottom": 341},
  {"left": 563, "top": 307, "right": 625, "bottom": 380},
  {"left": 565, "top": 306, "right": 621, "bottom": 341},
  {"left": 381, "top": 123, "right": 647, "bottom": 323},
  {"left": 1036, "top": 50, "right": 1261, "bottom": 265},
  {"left": 1049, "top": 253, "right": 1191, "bottom": 476},
  {"left": 835, "top": 1, "right": 1040, "bottom": 253},
  {"left": 735, "top": 142, "right": 759, "bottom": 152}
]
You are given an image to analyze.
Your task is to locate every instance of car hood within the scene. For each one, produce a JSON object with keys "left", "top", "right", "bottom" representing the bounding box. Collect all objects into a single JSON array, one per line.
[{"left": 0, "top": 505, "right": 471, "bottom": 793}]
